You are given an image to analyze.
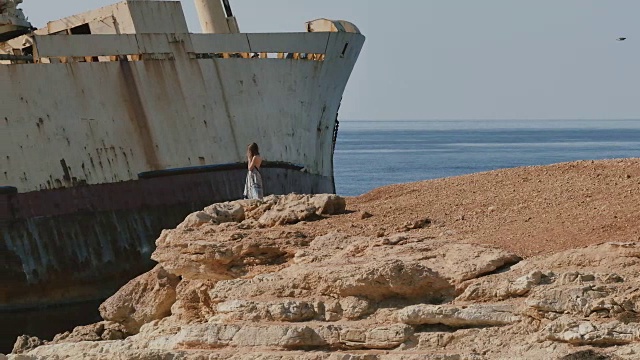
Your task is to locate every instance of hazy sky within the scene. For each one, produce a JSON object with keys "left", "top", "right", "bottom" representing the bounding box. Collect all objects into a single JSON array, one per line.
[{"left": 23, "top": 1, "right": 640, "bottom": 120}]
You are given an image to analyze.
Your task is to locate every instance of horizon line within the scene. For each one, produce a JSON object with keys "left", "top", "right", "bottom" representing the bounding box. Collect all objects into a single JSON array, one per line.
[{"left": 341, "top": 118, "right": 640, "bottom": 122}]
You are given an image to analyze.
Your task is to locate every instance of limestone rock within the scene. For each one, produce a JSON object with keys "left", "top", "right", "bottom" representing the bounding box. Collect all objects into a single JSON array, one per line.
[
  {"left": 172, "top": 323, "right": 316, "bottom": 350},
  {"left": 525, "top": 284, "right": 612, "bottom": 318},
  {"left": 99, "top": 264, "right": 180, "bottom": 334},
  {"left": 177, "top": 211, "right": 215, "bottom": 229},
  {"left": 152, "top": 230, "right": 292, "bottom": 280},
  {"left": 173, "top": 194, "right": 343, "bottom": 232},
  {"left": 356, "top": 324, "right": 414, "bottom": 350},
  {"left": 311, "top": 194, "right": 346, "bottom": 215},
  {"left": 8, "top": 341, "right": 188, "bottom": 360},
  {"left": 430, "top": 244, "right": 521, "bottom": 284},
  {"left": 268, "top": 300, "right": 317, "bottom": 322},
  {"left": 11, "top": 336, "right": 43, "bottom": 355},
  {"left": 258, "top": 194, "right": 345, "bottom": 226},
  {"left": 381, "top": 234, "right": 408, "bottom": 246},
  {"left": 340, "top": 296, "right": 374, "bottom": 320},
  {"left": 300, "top": 233, "right": 520, "bottom": 286},
  {"left": 17, "top": 188, "right": 640, "bottom": 360},
  {"left": 211, "top": 299, "right": 317, "bottom": 322},
  {"left": 542, "top": 317, "right": 640, "bottom": 346},
  {"left": 171, "top": 323, "right": 412, "bottom": 351},
  {"left": 559, "top": 349, "right": 621, "bottom": 360},
  {"left": 400, "top": 218, "right": 431, "bottom": 230},
  {"left": 459, "top": 271, "right": 547, "bottom": 301},
  {"left": 170, "top": 279, "right": 217, "bottom": 322},
  {"left": 177, "top": 202, "right": 245, "bottom": 230},
  {"left": 203, "top": 202, "right": 245, "bottom": 224},
  {"left": 51, "top": 321, "right": 127, "bottom": 344},
  {"left": 397, "top": 304, "right": 521, "bottom": 327},
  {"left": 151, "top": 195, "right": 346, "bottom": 281},
  {"left": 209, "top": 259, "right": 454, "bottom": 303},
  {"left": 397, "top": 242, "right": 522, "bottom": 285}
]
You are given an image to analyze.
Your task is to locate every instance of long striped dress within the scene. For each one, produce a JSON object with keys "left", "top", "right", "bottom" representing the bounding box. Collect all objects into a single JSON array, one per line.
[{"left": 243, "top": 166, "right": 263, "bottom": 200}]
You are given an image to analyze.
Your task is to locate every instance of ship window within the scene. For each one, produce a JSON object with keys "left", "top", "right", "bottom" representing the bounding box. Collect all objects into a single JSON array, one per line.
[
  {"left": 70, "top": 24, "right": 91, "bottom": 35},
  {"left": 340, "top": 42, "right": 349, "bottom": 58}
]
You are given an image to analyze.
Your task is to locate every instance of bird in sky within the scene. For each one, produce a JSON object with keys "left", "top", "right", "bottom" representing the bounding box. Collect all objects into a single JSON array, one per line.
[{"left": 617, "top": 37, "right": 627, "bottom": 41}]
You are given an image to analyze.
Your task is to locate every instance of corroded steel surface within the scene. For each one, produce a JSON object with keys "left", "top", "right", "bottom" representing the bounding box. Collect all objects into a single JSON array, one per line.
[
  {"left": 0, "top": 167, "right": 332, "bottom": 309},
  {"left": 0, "top": 29, "right": 364, "bottom": 192}
]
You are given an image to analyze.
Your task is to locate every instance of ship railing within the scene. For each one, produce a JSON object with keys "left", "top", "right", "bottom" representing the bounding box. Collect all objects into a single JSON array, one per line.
[
  {"left": 6, "top": 32, "right": 342, "bottom": 64},
  {"left": 194, "top": 52, "right": 325, "bottom": 61}
]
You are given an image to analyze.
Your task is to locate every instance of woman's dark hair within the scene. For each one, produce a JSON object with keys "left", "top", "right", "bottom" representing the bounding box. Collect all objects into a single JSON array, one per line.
[{"left": 247, "top": 143, "right": 260, "bottom": 158}]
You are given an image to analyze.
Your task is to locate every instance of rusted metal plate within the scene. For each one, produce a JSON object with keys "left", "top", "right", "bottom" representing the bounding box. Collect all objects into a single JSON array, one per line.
[
  {"left": 0, "top": 168, "right": 332, "bottom": 310},
  {"left": 0, "top": 195, "right": 13, "bottom": 220},
  {"left": 0, "top": 32, "right": 363, "bottom": 193},
  {"left": 1, "top": 0, "right": 364, "bottom": 195},
  {"left": 0, "top": 187, "right": 17, "bottom": 195},
  {"left": 0, "top": 165, "right": 331, "bottom": 221}
]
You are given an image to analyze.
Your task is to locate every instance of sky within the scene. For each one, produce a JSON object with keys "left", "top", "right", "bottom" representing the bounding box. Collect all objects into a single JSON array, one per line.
[{"left": 22, "top": 1, "right": 640, "bottom": 121}]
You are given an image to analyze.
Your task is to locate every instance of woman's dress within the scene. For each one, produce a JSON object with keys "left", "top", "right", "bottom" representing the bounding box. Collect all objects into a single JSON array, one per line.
[{"left": 243, "top": 167, "right": 263, "bottom": 200}]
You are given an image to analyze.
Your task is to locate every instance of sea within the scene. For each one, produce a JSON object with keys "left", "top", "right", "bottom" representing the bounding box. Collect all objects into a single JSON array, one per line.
[
  {"left": 334, "top": 119, "right": 640, "bottom": 197},
  {"left": 2, "top": 119, "right": 640, "bottom": 353}
]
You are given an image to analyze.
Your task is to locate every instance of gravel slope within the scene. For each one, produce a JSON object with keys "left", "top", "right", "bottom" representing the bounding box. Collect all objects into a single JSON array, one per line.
[{"left": 304, "top": 158, "right": 640, "bottom": 257}]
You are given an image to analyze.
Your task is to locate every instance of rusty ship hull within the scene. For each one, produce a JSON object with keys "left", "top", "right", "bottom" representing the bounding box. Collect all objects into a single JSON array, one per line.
[{"left": 0, "top": 0, "right": 364, "bottom": 309}]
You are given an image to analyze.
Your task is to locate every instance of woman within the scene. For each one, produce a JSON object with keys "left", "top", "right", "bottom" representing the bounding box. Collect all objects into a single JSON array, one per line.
[{"left": 243, "top": 142, "right": 264, "bottom": 200}]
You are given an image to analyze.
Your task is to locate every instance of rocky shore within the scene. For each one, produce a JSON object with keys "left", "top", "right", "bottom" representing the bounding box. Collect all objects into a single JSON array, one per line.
[{"left": 5, "top": 159, "right": 640, "bottom": 359}]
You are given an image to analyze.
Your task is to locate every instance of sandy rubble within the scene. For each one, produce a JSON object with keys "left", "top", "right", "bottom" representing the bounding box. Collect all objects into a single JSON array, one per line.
[{"left": 318, "top": 158, "right": 640, "bottom": 257}]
